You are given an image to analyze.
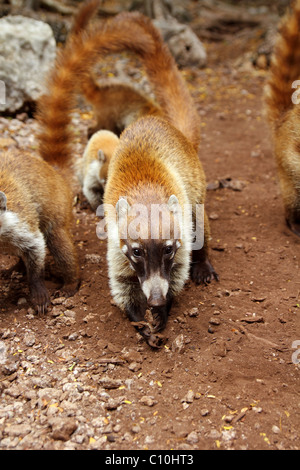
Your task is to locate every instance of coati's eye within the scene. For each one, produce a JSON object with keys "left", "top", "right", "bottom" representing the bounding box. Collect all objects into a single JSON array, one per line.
[
  {"left": 164, "top": 245, "right": 173, "bottom": 256},
  {"left": 133, "top": 248, "right": 143, "bottom": 258}
]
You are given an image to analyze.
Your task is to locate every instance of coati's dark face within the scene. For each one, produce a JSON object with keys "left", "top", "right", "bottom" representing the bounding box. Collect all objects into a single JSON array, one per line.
[
  {"left": 116, "top": 194, "right": 182, "bottom": 307},
  {"left": 121, "top": 238, "right": 181, "bottom": 307}
]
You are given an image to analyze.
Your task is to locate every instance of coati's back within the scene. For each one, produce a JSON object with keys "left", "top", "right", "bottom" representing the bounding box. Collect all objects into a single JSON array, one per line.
[
  {"left": 0, "top": 152, "right": 73, "bottom": 228},
  {"left": 0, "top": 151, "right": 78, "bottom": 313},
  {"left": 105, "top": 116, "right": 205, "bottom": 208}
]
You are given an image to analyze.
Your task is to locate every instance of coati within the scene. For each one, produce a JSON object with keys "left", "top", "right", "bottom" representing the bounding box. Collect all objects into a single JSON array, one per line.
[
  {"left": 82, "top": 81, "right": 163, "bottom": 138},
  {"left": 37, "top": 10, "right": 218, "bottom": 346},
  {"left": 0, "top": 151, "right": 79, "bottom": 313},
  {"left": 78, "top": 129, "right": 119, "bottom": 210},
  {"left": 71, "top": 0, "right": 163, "bottom": 210},
  {"left": 265, "top": 0, "right": 300, "bottom": 236}
]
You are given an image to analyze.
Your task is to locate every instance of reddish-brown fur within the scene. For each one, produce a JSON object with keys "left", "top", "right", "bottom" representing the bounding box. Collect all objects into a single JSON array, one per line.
[
  {"left": 0, "top": 152, "right": 79, "bottom": 312},
  {"left": 35, "top": 14, "right": 156, "bottom": 168},
  {"left": 70, "top": 0, "right": 163, "bottom": 137},
  {"left": 265, "top": 0, "right": 300, "bottom": 235},
  {"left": 36, "top": 9, "right": 216, "bottom": 345}
]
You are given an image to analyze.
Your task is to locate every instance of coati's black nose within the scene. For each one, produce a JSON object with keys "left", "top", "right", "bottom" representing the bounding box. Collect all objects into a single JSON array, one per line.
[{"left": 147, "top": 290, "right": 166, "bottom": 308}]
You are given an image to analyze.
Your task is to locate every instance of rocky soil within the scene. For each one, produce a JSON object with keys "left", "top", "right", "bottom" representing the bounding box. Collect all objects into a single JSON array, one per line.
[{"left": 0, "top": 0, "right": 299, "bottom": 451}]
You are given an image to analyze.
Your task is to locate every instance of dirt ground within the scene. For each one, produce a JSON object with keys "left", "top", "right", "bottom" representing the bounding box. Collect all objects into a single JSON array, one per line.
[{"left": 0, "top": 2, "right": 299, "bottom": 451}]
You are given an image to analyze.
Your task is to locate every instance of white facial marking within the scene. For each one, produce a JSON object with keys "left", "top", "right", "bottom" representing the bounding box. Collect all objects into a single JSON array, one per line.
[
  {"left": 131, "top": 242, "right": 141, "bottom": 249},
  {"left": 121, "top": 244, "right": 128, "bottom": 254},
  {"left": 142, "top": 274, "right": 169, "bottom": 300},
  {"left": 0, "top": 210, "right": 46, "bottom": 268}
]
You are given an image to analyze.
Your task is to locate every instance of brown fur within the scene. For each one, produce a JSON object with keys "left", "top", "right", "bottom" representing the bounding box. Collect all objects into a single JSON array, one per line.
[
  {"left": 78, "top": 129, "right": 120, "bottom": 209},
  {"left": 35, "top": 13, "right": 156, "bottom": 169},
  {"left": 69, "top": 0, "right": 163, "bottom": 137},
  {"left": 83, "top": 81, "right": 162, "bottom": 138},
  {"left": 0, "top": 152, "right": 79, "bottom": 312},
  {"left": 70, "top": 0, "right": 100, "bottom": 36},
  {"left": 36, "top": 10, "right": 216, "bottom": 344},
  {"left": 265, "top": 0, "right": 300, "bottom": 235}
]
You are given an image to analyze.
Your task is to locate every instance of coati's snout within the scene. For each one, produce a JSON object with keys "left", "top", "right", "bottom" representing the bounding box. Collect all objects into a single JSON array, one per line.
[
  {"left": 121, "top": 238, "right": 181, "bottom": 308},
  {"left": 117, "top": 195, "right": 182, "bottom": 308}
]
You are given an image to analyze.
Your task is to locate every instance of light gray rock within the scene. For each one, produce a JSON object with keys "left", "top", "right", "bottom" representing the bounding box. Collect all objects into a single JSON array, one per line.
[
  {"left": 154, "top": 17, "right": 207, "bottom": 67},
  {"left": 0, "top": 341, "right": 7, "bottom": 365},
  {"left": 0, "top": 16, "right": 56, "bottom": 113}
]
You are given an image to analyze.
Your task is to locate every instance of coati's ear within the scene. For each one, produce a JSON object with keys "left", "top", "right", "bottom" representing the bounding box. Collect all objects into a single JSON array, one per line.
[
  {"left": 98, "top": 149, "right": 106, "bottom": 163},
  {"left": 168, "top": 195, "right": 180, "bottom": 213},
  {"left": 0, "top": 192, "right": 7, "bottom": 212},
  {"left": 116, "top": 197, "right": 130, "bottom": 221}
]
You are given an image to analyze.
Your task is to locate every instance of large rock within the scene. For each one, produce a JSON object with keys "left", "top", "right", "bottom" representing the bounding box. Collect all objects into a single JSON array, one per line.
[
  {"left": 0, "top": 15, "right": 56, "bottom": 113},
  {"left": 154, "top": 17, "right": 207, "bottom": 67}
]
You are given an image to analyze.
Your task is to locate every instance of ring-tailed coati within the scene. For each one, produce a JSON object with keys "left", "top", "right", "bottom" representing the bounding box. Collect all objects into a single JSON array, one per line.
[
  {"left": 36, "top": 9, "right": 218, "bottom": 346},
  {"left": 265, "top": 0, "right": 300, "bottom": 236},
  {"left": 0, "top": 151, "right": 79, "bottom": 313}
]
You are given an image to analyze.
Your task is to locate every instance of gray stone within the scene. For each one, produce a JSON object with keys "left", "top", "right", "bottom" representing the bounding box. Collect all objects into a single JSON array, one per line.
[
  {"left": 0, "top": 16, "right": 56, "bottom": 113},
  {"left": 154, "top": 17, "right": 207, "bottom": 67}
]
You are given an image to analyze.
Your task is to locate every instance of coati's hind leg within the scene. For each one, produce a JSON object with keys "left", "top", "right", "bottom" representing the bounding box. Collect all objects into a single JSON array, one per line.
[
  {"left": 190, "top": 211, "right": 219, "bottom": 285},
  {"left": 46, "top": 226, "right": 80, "bottom": 296}
]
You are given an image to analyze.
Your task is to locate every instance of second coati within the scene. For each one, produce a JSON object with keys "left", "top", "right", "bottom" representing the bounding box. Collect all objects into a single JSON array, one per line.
[
  {"left": 265, "top": 0, "right": 300, "bottom": 236},
  {"left": 37, "top": 10, "right": 218, "bottom": 346},
  {"left": 0, "top": 151, "right": 79, "bottom": 313},
  {"left": 78, "top": 129, "right": 119, "bottom": 210}
]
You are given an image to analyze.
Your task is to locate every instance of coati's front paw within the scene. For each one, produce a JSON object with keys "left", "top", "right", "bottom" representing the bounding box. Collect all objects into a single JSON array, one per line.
[
  {"left": 139, "top": 325, "right": 165, "bottom": 349},
  {"left": 131, "top": 320, "right": 166, "bottom": 349},
  {"left": 31, "top": 282, "right": 50, "bottom": 315},
  {"left": 191, "top": 259, "right": 219, "bottom": 285}
]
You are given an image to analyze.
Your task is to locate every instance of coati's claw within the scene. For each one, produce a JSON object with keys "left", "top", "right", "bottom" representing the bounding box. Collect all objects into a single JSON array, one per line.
[
  {"left": 32, "top": 283, "right": 50, "bottom": 315},
  {"left": 147, "top": 333, "right": 165, "bottom": 349},
  {"left": 191, "top": 260, "right": 219, "bottom": 286}
]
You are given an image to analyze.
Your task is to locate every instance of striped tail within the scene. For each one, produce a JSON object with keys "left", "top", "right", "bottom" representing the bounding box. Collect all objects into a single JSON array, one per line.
[{"left": 265, "top": 0, "right": 300, "bottom": 125}]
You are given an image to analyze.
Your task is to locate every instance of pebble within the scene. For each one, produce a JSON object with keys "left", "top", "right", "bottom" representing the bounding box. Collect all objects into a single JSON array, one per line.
[
  {"left": 188, "top": 307, "right": 199, "bottom": 317},
  {"left": 0, "top": 341, "right": 7, "bottom": 364},
  {"left": 128, "top": 362, "right": 141, "bottom": 372},
  {"left": 48, "top": 417, "right": 78, "bottom": 441},
  {"left": 272, "top": 425, "right": 281, "bottom": 434},
  {"left": 84, "top": 254, "right": 102, "bottom": 264},
  {"left": 183, "top": 390, "right": 195, "bottom": 403},
  {"left": 186, "top": 431, "right": 199, "bottom": 444},
  {"left": 131, "top": 424, "right": 141, "bottom": 434},
  {"left": 171, "top": 334, "right": 185, "bottom": 353},
  {"left": 98, "top": 377, "right": 123, "bottom": 389},
  {"left": 4, "top": 424, "right": 31, "bottom": 438},
  {"left": 24, "top": 331, "right": 35, "bottom": 347},
  {"left": 139, "top": 396, "right": 156, "bottom": 407}
]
